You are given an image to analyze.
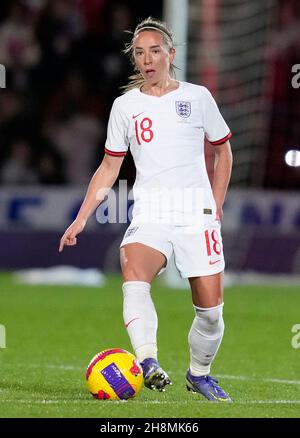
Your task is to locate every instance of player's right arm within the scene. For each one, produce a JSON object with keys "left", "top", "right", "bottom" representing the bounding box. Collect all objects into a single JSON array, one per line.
[{"left": 59, "top": 154, "right": 124, "bottom": 252}]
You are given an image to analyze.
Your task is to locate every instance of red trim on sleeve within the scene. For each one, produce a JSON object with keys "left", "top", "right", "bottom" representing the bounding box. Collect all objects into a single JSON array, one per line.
[
  {"left": 104, "top": 148, "right": 127, "bottom": 157},
  {"left": 210, "top": 132, "right": 232, "bottom": 145}
]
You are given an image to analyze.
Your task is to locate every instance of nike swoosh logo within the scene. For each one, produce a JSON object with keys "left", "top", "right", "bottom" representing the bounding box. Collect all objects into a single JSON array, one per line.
[
  {"left": 209, "top": 260, "right": 221, "bottom": 265},
  {"left": 132, "top": 112, "right": 144, "bottom": 119},
  {"left": 125, "top": 317, "right": 140, "bottom": 328},
  {"left": 209, "top": 391, "right": 228, "bottom": 402}
]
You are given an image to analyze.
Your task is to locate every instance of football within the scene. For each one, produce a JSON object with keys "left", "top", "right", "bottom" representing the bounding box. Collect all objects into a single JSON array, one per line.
[{"left": 86, "top": 348, "right": 144, "bottom": 400}]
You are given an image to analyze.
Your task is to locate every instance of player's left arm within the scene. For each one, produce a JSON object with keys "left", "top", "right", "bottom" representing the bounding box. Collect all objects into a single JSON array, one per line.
[{"left": 212, "top": 140, "right": 233, "bottom": 221}]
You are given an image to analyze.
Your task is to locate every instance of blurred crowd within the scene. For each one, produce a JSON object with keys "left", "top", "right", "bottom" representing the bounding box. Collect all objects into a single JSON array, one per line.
[
  {"left": 0, "top": 0, "right": 299, "bottom": 189},
  {"left": 0, "top": 0, "right": 161, "bottom": 186}
]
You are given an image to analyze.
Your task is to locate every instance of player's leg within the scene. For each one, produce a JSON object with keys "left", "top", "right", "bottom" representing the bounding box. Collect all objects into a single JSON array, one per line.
[
  {"left": 172, "top": 224, "right": 231, "bottom": 401},
  {"left": 186, "top": 273, "right": 231, "bottom": 401},
  {"left": 120, "top": 242, "right": 165, "bottom": 361},
  {"left": 121, "top": 242, "right": 166, "bottom": 283},
  {"left": 189, "top": 271, "right": 223, "bottom": 308},
  {"left": 120, "top": 242, "right": 172, "bottom": 391},
  {"left": 188, "top": 272, "right": 225, "bottom": 376}
]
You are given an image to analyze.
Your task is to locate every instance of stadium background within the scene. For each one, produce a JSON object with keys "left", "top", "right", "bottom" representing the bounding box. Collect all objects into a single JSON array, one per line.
[
  {"left": 0, "top": 0, "right": 299, "bottom": 276},
  {"left": 0, "top": 0, "right": 300, "bottom": 419}
]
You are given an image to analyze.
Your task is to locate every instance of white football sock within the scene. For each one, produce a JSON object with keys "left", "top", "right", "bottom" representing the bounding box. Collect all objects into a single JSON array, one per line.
[
  {"left": 122, "top": 281, "right": 158, "bottom": 362},
  {"left": 188, "top": 303, "right": 224, "bottom": 376}
]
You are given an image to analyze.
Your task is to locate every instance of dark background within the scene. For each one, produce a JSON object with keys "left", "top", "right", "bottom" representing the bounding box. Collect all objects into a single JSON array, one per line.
[{"left": 0, "top": 0, "right": 299, "bottom": 190}]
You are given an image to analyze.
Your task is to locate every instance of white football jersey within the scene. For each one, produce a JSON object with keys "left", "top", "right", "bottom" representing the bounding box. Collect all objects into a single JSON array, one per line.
[{"left": 105, "top": 81, "right": 232, "bottom": 225}]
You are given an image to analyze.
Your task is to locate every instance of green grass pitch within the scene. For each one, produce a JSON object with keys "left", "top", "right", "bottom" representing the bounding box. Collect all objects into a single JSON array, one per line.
[{"left": 0, "top": 273, "right": 299, "bottom": 418}]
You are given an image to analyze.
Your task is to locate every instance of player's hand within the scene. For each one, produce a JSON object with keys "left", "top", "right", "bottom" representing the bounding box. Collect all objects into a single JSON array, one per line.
[
  {"left": 59, "top": 219, "right": 86, "bottom": 252},
  {"left": 216, "top": 207, "right": 223, "bottom": 222}
]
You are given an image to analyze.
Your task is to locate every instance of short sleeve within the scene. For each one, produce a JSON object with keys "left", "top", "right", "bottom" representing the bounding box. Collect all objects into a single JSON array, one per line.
[
  {"left": 104, "top": 99, "right": 129, "bottom": 157},
  {"left": 202, "top": 88, "right": 232, "bottom": 145}
]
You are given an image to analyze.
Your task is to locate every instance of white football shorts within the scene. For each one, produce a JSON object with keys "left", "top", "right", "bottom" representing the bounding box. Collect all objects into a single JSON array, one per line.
[{"left": 120, "top": 219, "right": 225, "bottom": 278}]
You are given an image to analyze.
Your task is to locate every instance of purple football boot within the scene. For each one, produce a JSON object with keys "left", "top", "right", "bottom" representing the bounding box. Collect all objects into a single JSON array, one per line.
[
  {"left": 186, "top": 369, "right": 232, "bottom": 402},
  {"left": 140, "top": 358, "right": 172, "bottom": 392}
]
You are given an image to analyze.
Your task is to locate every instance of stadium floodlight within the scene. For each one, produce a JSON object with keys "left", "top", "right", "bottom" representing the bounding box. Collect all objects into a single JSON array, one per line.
[{"left": 285, "top": 149, "right": 300, "bottom": 168}]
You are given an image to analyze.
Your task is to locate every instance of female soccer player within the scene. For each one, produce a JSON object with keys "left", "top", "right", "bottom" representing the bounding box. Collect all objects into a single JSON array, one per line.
[{"left": 59, "top": 17, "right": 233, "bottom": 402}]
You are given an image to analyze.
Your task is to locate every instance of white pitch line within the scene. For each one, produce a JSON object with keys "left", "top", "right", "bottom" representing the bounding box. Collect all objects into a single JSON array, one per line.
[
  {"left": 18, "top": 363, "right": 83, "bottom": 371},
  {"left": 25, "top": 365, "right": 300, "bottom": 386},
  {"left": 42, "top": 364, "right": 82, "bottom": 371},
  {"left": 3, "top": 363, "right": 300, "bottom": 386},
  {"left": 244, "top": 400, "right": 300, "bottom": 404},
  {"left": 169, "top": 371, "right": 300, "bottom": 386},
  {"left": 0, "top": 399, "right": 300, "bottom": 405},
  {"left": 215, "top": 374, "right": 300, "bottom": 386}
]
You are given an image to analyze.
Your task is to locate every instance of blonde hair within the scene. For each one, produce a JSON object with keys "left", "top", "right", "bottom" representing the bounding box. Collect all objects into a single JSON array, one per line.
[{"left": 122, "top": 17, "right": 177, "bottom": 93}]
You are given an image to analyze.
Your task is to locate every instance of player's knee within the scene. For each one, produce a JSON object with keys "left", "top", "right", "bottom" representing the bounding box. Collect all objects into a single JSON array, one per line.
[
  {"left": 194, "top": 305, "right": 224, "bottom": 336},
  {"left": 122, "top": 264, "right": 150, "bottom": 282}
]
